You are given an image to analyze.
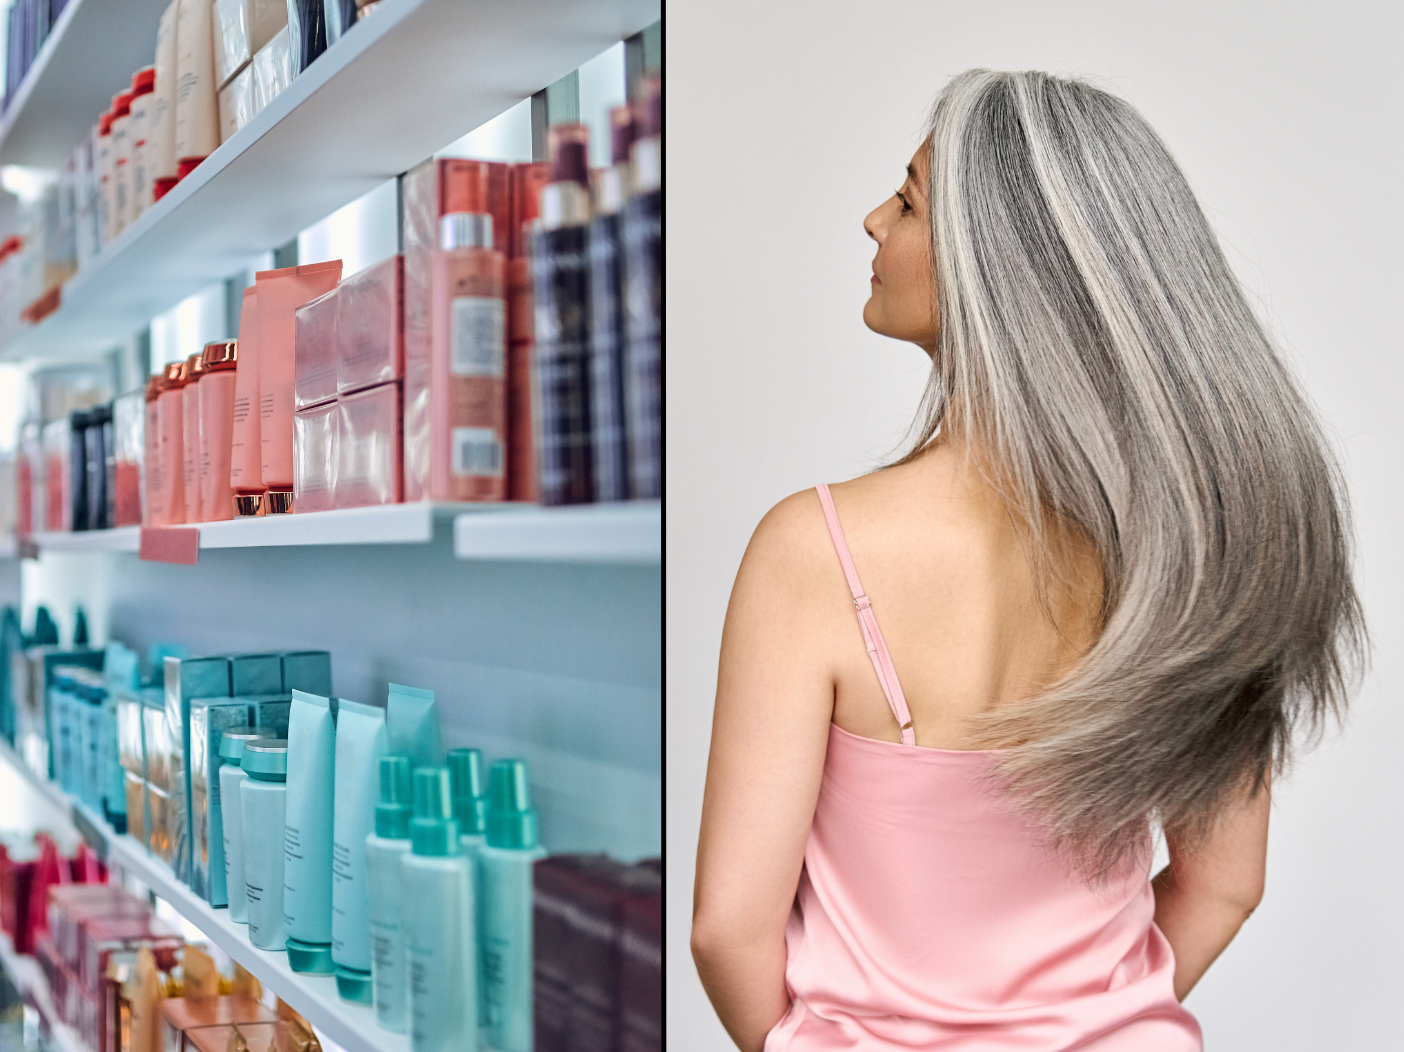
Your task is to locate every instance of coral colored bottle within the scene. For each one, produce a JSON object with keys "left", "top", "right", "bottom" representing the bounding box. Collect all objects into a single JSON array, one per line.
[
  {"left": 156, "top": 361, "right": 187, "bottom": 525},
  {"left": 182, "top": 352, "right": 206, "bottom": 522},
  {"left": 431, "top": 213, "right": 507, "bottom": 501},
  {"left": 143, "top": 375, "right": 163, "bottom": 526}
]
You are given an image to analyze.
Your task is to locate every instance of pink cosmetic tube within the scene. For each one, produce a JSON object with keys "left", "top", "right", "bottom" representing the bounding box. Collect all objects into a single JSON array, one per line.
[
  {"left": 200, "top": 340, "right": 238, "bottom": 521},
  {"left": 293, "top": 400, "right": 338, "bottom": 513},
  {"left": 257, "top": 259, "right": 342, "bottom": 513},
  {"left": 157, "top": 361, "right": 188, "bottom": 525},
  {"left": 230, "top": 285, "right": 264, "bottom": 515},
  {"left": 295, "top": 286, "right": 338, "bottom": 411},
  {"left": 336, "top": 382, "right": 401, "bottom": 509},
  {"left": 336, "top": 254, "right": 403, "bottom": 395},
  {"left": 143, "top": 376, "right": 163, "bottom": 525},
  {"left": 182, "top": 352, "right": 206, "bottom": 522}
]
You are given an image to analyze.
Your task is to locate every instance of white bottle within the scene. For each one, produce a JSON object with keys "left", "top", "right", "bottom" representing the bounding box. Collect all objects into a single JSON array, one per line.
[
  {"left": 218, "top": 726, "right": 274, "bottom": 924},
  {"left": 447, "top": 748, "right": 489, "bottom": 1037},
  {"left": 240, "top": 738, "right": 289, "bottom": 950},
  {"left": 402, "top": 767, "right": 476, "bottom": 1052},
  {"left": 128, "top": 67, "right": 156, "bottom": 221},
  {"left": 366, "top": 754, "right": 412, "bottom": 1033}
]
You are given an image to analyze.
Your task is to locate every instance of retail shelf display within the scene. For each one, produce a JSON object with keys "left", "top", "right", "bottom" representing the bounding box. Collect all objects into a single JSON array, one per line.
[
  {"left": 0, "top": 0, "right": 173, "bottom": 167},
  {"left": 0, "top": 928, "right": 87, "bottom": 1052},
  {"left": 20, "top": 501, "right": 659, "bottom": 558},
  {"left": 454, "top": 501, "right": 662, "bottom": 562},
  {"left": 0, "top": 744, "right": 407, "bottom": 1052},
  {"left": 2, "top": 0, "right": 661, "bottom": 361}
]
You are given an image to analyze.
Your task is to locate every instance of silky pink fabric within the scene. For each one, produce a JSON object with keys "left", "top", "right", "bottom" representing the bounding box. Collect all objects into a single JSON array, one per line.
[{"left": 765, "top": 488, "right": 1202, "bottom": 1051}]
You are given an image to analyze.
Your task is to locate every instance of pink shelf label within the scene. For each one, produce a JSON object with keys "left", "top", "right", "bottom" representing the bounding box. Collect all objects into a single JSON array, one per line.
[{"left": 139, "top": 528, "right": 200, "bottom": 564}]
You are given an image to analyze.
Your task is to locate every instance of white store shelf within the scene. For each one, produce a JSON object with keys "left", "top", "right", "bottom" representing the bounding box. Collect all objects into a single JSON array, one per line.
[
  {"left": 24, "top": 501, "right": 658, "bottom": 559},
  {"left": 3, "top": 0, "right": 660, "bottom": 361},
  {"left": 0, "top": 0, "right": 173, "bottom": 167},
  {"left": 454, "top": 501, "right": 661, "bottom": 562},
  {"left": 0, "top": 744, "right": 405, "bottom": 1052},
  {"left": 103, "top": 834, "right": 409, "bottom": 1052}
]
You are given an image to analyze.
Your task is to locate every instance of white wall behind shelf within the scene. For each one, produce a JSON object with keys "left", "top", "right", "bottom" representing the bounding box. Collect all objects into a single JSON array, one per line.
[{"left": 22, "top": 532, "right": 661, "bottom": 861}]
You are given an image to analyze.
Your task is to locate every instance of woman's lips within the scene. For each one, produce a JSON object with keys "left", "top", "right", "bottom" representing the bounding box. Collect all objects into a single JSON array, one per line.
[{"left": 871, "top": 274, "right": 881, "bottom": 285}]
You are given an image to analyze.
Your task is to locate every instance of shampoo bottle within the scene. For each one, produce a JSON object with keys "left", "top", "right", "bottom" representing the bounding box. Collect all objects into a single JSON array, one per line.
[
  {"left": 284, "top": 690, "right": 336, "bottom": 974},
  {"left": 218, "top": 726, "right": 275, "bottom": 923},
  {"left": 403, "top": 767, "right": 476, "bottom": 1052},
  {"left": 156, "top": 361, "right": 187, "bottom": 525},
  {"left": 480, "top": 759, "right": 545, "bottom": 1052},
  {"left": 447, "top": 748, "right": 488, "bottom": 1035},
  {"left": 199, "top": 340, "right": 238, "bottom": 521},
  {"left": 365, "top": 754, "right": 411, "bottom": 1033},
  {"left": 240, "top": 738, "right": 289, "bottom": 950}
]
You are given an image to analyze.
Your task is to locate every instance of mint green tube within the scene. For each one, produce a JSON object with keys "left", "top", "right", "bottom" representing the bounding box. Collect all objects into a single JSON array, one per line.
[
  {"left": 480, "top": 760, "right": 546, "bottom": 1052},
  {"left": 284, "top": 689, "right": 335, "bottom": 974},
  {"left": 387, "top": 683, "right": 443, "bottom": 772},
  {"left": 447, "top": 748, "right": 489, "bottom": 1033},
  {"left": 332, "top": 699, "right": 387, "bottom": 1003}
]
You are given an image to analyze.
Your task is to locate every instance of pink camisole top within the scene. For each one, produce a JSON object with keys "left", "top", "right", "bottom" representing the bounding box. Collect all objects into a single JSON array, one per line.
[{"left": 764, "top": 485, "right": 1202, "bottom": 1052}]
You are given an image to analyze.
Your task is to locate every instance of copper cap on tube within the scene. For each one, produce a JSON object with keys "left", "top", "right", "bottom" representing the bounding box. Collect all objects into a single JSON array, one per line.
[
  {"left": 202, "top": 340, "right": 237, "bottom": 371},
  {"left": 186, "top": 352, "right": 208, "bottom": 380},
  {"left": 145, "top": 376, "right": 163, "bottom": 402},
  {"left": 162, "top": 361, "right": 188, "bottom": 388}
]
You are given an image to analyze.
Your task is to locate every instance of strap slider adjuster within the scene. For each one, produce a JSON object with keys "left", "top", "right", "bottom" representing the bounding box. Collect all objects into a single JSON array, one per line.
[{"left": 853, "top": 594, "right": 871, "bottom": 610}]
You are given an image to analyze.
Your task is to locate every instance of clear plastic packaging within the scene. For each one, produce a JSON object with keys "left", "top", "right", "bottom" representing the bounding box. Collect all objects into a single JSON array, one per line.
[
  {"left": 337, "top": 254, "right": 403, "bottom": 395},
  {"left": 295, "top": 286, "right": 338, "bottom": 410},
  {"left": 113, "top": 390, "right": 144, "bottom": 527},
  {"left": 218, "top": 66, "right": 257, "bottom": 143},
  {"left": 214, "top": 0, "right": 289, "bottom": 88},
  {"left": 252, "top": 26, "right": 295, "bottom": 112},
  {"left": 293, "top": 402, "right": 338, "bottom": 513},
  {"left": 337, "top": 383, "right": 401, "bottom": 508},
  {"left": 42, "top": 418, "right": 71, "bottom": 533}
]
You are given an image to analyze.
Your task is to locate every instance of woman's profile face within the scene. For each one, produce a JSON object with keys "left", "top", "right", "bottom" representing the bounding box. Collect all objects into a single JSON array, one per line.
[{"left": 863, "top": 142, "right": 939, "bottom": 354}]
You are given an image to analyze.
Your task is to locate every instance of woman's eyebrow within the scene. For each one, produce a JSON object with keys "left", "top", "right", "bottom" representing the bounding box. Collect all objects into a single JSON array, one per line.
[{"left": 905, "top": 163, "right": 926, "bottom": 198}]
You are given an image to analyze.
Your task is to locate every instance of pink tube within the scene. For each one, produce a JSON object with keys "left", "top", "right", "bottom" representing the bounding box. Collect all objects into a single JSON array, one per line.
[
  {"left": 230, "top": 286, "right": 264, "bottom": 515},
  {"left": 257, "top": 259, "right": 342, "bottom": 512}
]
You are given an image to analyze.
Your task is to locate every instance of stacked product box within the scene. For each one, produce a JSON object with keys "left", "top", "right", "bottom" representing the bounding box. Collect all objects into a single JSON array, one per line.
[
  {"left": 38, "top": 883, "right": 181, "bottom": 1052},
  {"left": 292, "top": 256, "right": 405, "bottom": 512},
  {"left": 533, "top": 855, "right": 663, "bottom": 1052},
  {"left": 0, "top": 832, "right": 106, "bottom": 955}
]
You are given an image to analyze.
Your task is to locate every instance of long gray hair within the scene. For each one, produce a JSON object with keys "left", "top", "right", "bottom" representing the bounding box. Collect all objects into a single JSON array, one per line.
[{"left": 911, "top": 70, "right": 1365, "bottom": 874}]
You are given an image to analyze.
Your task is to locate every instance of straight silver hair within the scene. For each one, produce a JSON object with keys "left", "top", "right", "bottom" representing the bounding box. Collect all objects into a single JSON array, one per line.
[{"left": 909, "top": 70, "right": 1365, "bottom": 875}]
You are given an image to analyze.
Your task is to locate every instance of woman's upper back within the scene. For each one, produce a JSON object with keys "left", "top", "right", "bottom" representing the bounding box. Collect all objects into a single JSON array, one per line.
[{"left": 813, "top": 442, "right": 1102, "bottom": 750}]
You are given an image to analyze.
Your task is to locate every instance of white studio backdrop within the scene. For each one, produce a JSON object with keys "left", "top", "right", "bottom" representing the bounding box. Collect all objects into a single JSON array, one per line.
[{"left": 667, "top": 2, "right": 1404, "bottom": 1049}]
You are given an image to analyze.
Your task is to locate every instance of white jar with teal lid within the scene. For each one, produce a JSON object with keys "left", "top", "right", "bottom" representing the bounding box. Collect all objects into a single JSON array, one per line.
[
  {"left": 480, "top": 759, "right": 546, "bottom": 1052},
  {"left": 240, "top": 738, "right": 289, "bottom": 951},
  {"left": 218, "top": 726, "right": 275, "bottom": 923}
]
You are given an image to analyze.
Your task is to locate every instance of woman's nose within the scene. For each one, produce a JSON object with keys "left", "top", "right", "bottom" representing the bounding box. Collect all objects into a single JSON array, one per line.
[{"left": 864, "top": 204, "right": 885, "bottom": 244}]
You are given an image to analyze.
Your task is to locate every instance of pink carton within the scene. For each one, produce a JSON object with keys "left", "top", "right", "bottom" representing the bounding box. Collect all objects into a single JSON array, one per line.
[
  {"left": 337, "top": 383, "right": 402, "bottom": 508},
  {"left": 337, "top": 254, "right": 403, "bottom": 395}
]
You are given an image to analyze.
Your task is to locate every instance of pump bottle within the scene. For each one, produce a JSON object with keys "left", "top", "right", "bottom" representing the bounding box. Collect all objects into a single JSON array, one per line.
[
  {"left": 366, "top": 754, "right": 413, "bottom": 1034},
  {"left": 480, "top": 759, "right": 546, "bottom": 1052}
]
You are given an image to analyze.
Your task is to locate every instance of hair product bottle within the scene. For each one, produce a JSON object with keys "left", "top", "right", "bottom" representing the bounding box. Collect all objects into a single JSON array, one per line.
[
  {"left": 622, "top": 74, "right": 662, "bottom": 499},
  {"left": 200, "top": 340, "right": 238, "bottom": 520},
  {"left": 128, "top": 67, "right": 157, "bottom": 222},
  {"left": 447, "top": 748, "right": 489, "bottom": 1036},
  {"left": 96, "top": 113, "right": 113, "bottom": 246},
  {"left": 532, "top": 125, "right": 594, "bottom": 506},
  {"left": 284, "top": 690, "right": 336, "bottom": 974},
  {"left": 109, "top": 91, "right": 134, "bottom": 237},
  {"left": 174, "top": 0, "right": 219, "bottom": 180},
  {"left": 587, "top": 106, "right": 636, "bottom": 503},
  {"left": 240, "top": 738, "right": 289, "bottom": 950},
  {"left": 332, "top": 699, "right": 387, "bottom": 1003},
  {"left": 150, "top": 0, "right": 181, "bottom": 202},
  {"left": 219, "top": 726, "right": 274, "bottom": 924},
  {"left": 402, "top": 767, "right": 476, "bottom": 1052},
  {"left": 429, "top": 212, "right": 507, "bottom": 500},
  {"left": 480, "top": 759, "right": 546, "bottom": 1052},
  {"left": 366, "top": 754, "right": 412, "bottom": 1033}
]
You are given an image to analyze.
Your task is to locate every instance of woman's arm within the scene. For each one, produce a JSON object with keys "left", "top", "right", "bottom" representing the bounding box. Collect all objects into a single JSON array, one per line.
[
  {"left": 1152, "top": 776, "right": 1270, "bottom": 1001},
  {"left": 692, "top": 494, "right": 839, "bottom": 1052}
]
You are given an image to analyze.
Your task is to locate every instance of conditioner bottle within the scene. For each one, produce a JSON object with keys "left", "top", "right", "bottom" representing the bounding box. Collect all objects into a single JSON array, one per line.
[{"left": 365, "top": 755, "right": 412, "bottom": 1034}]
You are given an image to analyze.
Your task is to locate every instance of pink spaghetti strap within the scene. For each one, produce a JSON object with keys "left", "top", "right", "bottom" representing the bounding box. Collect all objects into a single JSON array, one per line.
[{"left": 815, "top": 484, "right": 917, "bottom": 746}]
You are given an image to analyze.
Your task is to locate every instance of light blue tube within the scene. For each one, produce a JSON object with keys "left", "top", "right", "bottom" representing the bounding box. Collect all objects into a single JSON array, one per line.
[
  {"left": 332, "top": 699, "right": 387, "bottom": 1000},
  {"left": 284, "top": 689, "right": 336, "bottom": 974},
  {"left": 387, "top": 684, "right": 443, "bottom": 772}
]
